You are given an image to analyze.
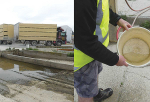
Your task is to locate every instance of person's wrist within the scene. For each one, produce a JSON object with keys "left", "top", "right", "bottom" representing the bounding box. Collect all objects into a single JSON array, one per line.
[
  {"left": 115, "top": 55, "right": 120, "bottom": 65},
  {"left": 116, "top": 17, "right": 122, "bottom": 26}
]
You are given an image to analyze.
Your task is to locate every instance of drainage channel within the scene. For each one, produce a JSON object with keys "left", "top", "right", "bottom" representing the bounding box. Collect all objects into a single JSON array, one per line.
[{"left": 0, "top": 57, "right": 73, "bottom": 102}]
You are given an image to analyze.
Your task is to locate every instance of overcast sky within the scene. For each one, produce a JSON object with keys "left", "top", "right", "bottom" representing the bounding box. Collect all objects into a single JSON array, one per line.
[{"left": 0, "top": 0, "right": 74, "bottom": 31}]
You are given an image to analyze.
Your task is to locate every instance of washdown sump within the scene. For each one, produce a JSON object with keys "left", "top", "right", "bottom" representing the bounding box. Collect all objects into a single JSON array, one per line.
[{"left": 117, "top": 27, "right": 150, "bottom": 68}]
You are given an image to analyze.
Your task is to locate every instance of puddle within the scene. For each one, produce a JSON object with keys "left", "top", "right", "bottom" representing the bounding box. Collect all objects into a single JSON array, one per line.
[{"left": 0, "top": 57, "right": 63, "bottom": 84}]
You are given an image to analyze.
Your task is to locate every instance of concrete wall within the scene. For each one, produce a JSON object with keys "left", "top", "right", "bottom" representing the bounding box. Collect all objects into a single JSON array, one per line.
[
  {"left": 2, "top": 53, "right": 73, "bottom": 71},
  {"left": 22, "top": 50, "right": 73, "bottom": 61},
  {"left": 117, "top": 0, "right": 150, "bottom": 17},
  {"left": 109, "top": 0, "right": 118, "bottom": 42},
  {"left": 127, "top": 17, "right": 150, "bottom": 26},
  {"left": 0, "top": 51, "right": 13, "bottom": 56}
]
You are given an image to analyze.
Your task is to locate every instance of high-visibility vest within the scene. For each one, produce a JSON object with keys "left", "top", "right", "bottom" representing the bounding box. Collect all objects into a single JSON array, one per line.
[{"left": 74, "top": 0, "right": 110, "bottom": 72}]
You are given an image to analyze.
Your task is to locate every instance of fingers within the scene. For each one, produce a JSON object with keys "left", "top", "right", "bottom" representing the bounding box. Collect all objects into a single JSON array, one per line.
[
  {"left": 118, "top": 19, "right": 132, "bottom": 31},
  {"left": 124, "top": 25, "right": 129, "bottom": 31},
  {"left": 123, "top": 61, "right": 128, "bottom": 67},
  {"left": 116, "top": 55, "right": 128, "bottom": 67},
  {"left": 123, "top": 28, "right": 125, "bottom": 32},
  {"left": 123, "top": 22, "right": 131, "bottom": 31},
  {"left": 127, "top": 23, "right": 132, "bottom": 28}
]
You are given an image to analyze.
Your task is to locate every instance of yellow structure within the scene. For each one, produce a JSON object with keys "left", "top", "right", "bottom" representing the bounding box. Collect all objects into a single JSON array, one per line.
[
  {"left": 0, "top": 24, "right": 14, "bottom": 44},
  {"left": 15, "top": 23, "right": 57, "bottom": 41}
]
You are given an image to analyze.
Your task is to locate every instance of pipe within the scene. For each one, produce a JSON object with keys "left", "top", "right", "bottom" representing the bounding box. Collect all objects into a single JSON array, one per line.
[
  {"left": 116, "top": 0, "right": 150, "bottom": 40},
  {"left": 116, "top": 27, "right": 122, "bottom": 40},
  {"left": 132, "top": 8, "right": 150, "bottom": 27},
  {"left": 125, "top": 0, "right": 150, "bottom": 12}
]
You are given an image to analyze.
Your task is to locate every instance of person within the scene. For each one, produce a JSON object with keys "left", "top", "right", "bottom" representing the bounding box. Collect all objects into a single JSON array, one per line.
[{"left": 74, "top": 0, "right": 132, "bottom": 102}]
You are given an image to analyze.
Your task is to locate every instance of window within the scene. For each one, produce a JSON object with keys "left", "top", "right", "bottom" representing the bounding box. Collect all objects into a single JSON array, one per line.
[{"left": 61, "top": 32, "right": 66, "bottom": 36}]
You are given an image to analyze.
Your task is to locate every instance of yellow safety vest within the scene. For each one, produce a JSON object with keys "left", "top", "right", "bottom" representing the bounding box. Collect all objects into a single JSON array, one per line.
[{"left": 74, "top": 0, "right": 110, "bottom": 72}]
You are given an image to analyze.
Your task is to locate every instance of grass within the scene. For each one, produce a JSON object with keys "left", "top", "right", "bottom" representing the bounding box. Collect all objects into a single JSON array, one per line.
[
  {"left": 120, "top": 82, "right": 124, "bottom": 87},
  {"left": 67, "top": 52, "right": 74, "bottom": 57},
  {"left": 6, "top": 47, "right": 11, "bottom": 51},
  {"left": 121, "top": 82, "right": 124, "bottom": 85},
  {"left": 52, "top": 49, "right": 58, "bottom": 53},
  {"left": 140, "top": 21, "right": 150, "bottom": 29},
  {"left": 12, "top": 47, "right": 15, "bottom": 50},
  {"left": 120, "top": 15, "right": 127, "bottom": 21},
  {"left": 26, "top": 48, "right": 39, "bottom": 51}
]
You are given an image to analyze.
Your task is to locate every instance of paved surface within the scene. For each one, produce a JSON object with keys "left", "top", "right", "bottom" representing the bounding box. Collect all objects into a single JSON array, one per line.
[
  {"left": 74, "top": 42, "right": 150, "bottom": 102},
  {"left": 0, "top": 43, "right": 26, "bottom": 51}
]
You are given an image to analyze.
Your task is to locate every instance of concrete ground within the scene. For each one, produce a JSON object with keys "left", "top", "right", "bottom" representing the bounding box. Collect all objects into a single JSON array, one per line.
[
  {"left": 0, "top": 43, "right": 73, "bottom": 53},
  {"left": 0, "top": 95, "right": 16, "bottom": 102},
  {"left": 74, "top": 42, "right": 150, "bottom": 102},
  {"left": 0, "top": 43, "right": 26, "bottom": 51}
]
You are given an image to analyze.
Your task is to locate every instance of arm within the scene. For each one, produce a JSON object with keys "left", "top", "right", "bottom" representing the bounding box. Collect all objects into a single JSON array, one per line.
[
  {"left": 109, "top": 8, "right": 121, "bottom": 26},
  {"left": 109, "top": 9, "right": 131, "bottom": 66},
  {"left": 75, "top": 0, "right": 119, "bottom": 66},
  {"left": 109, "top": 8, "right": 132, "bottom": 30}
]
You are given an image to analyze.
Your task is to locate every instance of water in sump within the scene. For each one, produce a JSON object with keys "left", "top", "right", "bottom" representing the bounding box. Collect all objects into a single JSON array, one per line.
[{"left": 0, "top": 57, "right": 63, "bottom": 85}]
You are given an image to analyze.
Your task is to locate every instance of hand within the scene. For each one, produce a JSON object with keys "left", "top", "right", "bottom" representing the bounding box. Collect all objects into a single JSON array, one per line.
[
  {"left": 116, "top": 55, "right": 128, "bottom": 67},
  {"left": 117, "top": 18, "right": 132, "bottom": 31}
]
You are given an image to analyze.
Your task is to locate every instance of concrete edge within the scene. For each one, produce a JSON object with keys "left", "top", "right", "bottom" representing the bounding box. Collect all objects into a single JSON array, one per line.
[
  {"left": 2, "top": 53, "right": 73, "bottom": 71},
  {"left": 22, "top": 50, "right": 74, "bottom": 61}
]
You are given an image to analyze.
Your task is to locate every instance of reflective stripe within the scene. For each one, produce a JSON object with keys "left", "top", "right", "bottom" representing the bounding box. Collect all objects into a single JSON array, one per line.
[
  {"left": 96, "top": 0, "right": 103, "bottom": 25},
  {"left": 96, "top": 25, "right": 109, "bottom": 43},
  {"left": 74, "top": 45, "right": 79, "bottom": 50},
  {"left": 95, "top": 0, "right": 108, "bottom": 43},
  {"left": 74, "top": 67, "right": 79, "bottom": 71}
]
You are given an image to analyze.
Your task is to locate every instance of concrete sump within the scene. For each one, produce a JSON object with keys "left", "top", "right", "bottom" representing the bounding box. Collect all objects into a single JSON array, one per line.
[
  {"left": 0, "top": 50, "right": 73, "bottom": 71},
  {"left": 0, "top": 57, "right": 74, "bottom": 102}
]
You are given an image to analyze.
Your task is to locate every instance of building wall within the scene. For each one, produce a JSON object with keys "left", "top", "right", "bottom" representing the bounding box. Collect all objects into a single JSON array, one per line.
[
  {"left": 117, "top": 0, "right": 150, "bottom": 17},
  {"left": 109, "top": 0, "right": 118, "bottom": 42}
]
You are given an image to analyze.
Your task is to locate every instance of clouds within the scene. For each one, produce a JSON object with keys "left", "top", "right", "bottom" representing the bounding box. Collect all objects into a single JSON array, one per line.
[{"left": 0, "top": 0, "right": 74, "bottom": 31}]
